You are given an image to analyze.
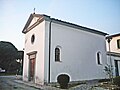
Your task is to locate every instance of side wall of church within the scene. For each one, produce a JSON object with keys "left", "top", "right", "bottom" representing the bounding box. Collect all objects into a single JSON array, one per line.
[{"left": 46, "top": 22, "right": 107, "bottom": 82}]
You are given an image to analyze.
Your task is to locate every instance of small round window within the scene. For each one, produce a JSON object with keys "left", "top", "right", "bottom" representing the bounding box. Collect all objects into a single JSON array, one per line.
[{"left": 31, "top": 34, "right": 35, "bottom": 44}]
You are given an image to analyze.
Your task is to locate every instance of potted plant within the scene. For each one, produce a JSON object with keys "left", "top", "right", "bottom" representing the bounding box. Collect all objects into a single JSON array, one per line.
[{"left": 57, "top": 74, "right": 70, "bottom": 89}]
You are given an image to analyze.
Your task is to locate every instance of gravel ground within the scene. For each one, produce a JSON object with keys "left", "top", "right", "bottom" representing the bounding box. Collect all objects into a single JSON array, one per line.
[{"left": 0, "top": 75, "right": 108, "bottom": 90}]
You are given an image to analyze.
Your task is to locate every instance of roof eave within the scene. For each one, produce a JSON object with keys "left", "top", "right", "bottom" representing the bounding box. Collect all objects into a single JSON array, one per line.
[
  {"left": 106, "top": 33, "right": 120, "bottom": 38},
  {"left": 49, "top": 18, "right": 108, "bottom": 36},
  {"left": 107, "top": 51, "right": 120, "bottom": 57},
  {"left": 22, "top": 13, "right": 108, "bottom": 36}
]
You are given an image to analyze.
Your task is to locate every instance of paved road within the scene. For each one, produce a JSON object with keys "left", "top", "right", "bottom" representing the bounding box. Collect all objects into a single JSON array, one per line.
[{"left": 0, "top": 76, "right": 40, "bottom": 90}]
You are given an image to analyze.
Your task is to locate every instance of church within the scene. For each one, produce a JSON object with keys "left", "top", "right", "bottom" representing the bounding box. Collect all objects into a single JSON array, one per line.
[{"left": 22, "top": 13, "right": 107, "bottom": 85}]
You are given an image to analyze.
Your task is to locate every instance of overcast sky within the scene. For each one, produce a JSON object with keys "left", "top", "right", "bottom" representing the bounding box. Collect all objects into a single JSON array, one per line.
[{"left": 0, "top": 0, "right": 120, "bottom": 50}]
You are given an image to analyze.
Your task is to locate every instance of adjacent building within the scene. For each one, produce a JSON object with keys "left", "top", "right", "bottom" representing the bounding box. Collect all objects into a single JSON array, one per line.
[{"left": 106, "top": 33, "right": 120, "bottom": 77}]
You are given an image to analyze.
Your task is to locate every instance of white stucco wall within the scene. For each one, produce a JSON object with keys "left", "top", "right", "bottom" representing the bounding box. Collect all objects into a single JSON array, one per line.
[
  {"left": 23, "top": 20, "right": 45, "bottom": 85},
  {"left": 23, "top": 18, "right": 107, "bottom": 84},
  {"left": 46, "top": 22, "right": 107, "bottom": 82},
  {"left": 44, "top": 21, "right": 50, "bottom": 83}
]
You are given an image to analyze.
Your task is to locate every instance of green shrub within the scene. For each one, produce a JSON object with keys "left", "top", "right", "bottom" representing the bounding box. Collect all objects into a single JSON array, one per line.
[{"left": 113, "top": 76, "right": 120, "bottom": 86}]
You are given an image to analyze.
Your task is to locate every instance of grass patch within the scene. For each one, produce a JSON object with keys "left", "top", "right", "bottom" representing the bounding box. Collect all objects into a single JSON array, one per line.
[{"left": 0, "top": 72, "right": 16, "bottom": 76}]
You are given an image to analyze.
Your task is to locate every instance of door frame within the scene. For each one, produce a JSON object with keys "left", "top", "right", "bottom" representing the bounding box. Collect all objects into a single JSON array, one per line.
[
  {"left": 114, "top": 60, "right": 119, "bottom": 76},
  {"left": 27, "top": 51, "right": 37, "bottom": 82}
]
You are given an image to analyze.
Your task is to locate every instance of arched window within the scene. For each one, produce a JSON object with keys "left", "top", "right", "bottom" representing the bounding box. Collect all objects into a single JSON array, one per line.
[
  {"left": 55, "top": 47, "right": 60, "bottom": 62},
  {"left": 96, "top": 52, "right": 102, "bottom": 65}
]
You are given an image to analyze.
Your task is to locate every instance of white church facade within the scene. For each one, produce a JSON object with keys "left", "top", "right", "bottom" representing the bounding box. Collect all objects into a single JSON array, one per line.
[{"left": 22, "top": 13, "right": 108, "bottom": 85}]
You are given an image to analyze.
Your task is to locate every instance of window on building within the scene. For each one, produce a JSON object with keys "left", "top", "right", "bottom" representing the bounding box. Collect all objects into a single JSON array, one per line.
[
  {"left": 31, "top": 34, "right": 35, "bottom": 44},
  {"left": 96, "top": 52, "right": 102, "bottom": 65},
  {"left": 117, "top": 39, "right": 120, "bottom": 49},
  {"left": 55, "top": 47, "right": 60, "bottom": 62}
]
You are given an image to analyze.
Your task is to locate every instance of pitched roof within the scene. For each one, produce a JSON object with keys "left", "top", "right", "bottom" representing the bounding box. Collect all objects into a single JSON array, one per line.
[
  {"left": 22, "top": 14, "right": 46, "bottom": 33},
  {"left": 106, "top": 33, "right": 120, "bottom": 39},
  {"left": 22, "top": 13, "right": 108, "bottom": 36}
]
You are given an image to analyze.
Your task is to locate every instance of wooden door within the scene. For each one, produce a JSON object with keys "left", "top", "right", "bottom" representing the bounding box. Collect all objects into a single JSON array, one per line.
[{"left": 29, "top": 58, "right": 35, "bottom": 81}]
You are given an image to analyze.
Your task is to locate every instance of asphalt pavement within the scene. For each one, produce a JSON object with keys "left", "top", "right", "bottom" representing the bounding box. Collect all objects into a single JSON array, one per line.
[{"left": 0, "top": 75, "right": 40, "bottom": 90}]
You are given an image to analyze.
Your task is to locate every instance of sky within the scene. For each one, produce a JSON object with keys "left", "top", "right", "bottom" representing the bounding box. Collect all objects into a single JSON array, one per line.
[{"left": 0, "top": 0, "right": 120, "bottom": 50}]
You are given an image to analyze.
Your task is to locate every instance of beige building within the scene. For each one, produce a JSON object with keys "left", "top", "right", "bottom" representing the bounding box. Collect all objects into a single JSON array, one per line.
[{"left": 106, "top": 33, "right": 120, "bottom": 76}]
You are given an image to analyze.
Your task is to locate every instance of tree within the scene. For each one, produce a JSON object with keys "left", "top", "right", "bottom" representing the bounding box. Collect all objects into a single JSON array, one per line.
[
  {"left": 17, "top": 51, "right": 24, "bottom": 60},
  {"left": 0, "top": 41, "right": 20, "bottom": 73},
  {"left": 16, "top": 50, "right": 24, "bottom": 75}
]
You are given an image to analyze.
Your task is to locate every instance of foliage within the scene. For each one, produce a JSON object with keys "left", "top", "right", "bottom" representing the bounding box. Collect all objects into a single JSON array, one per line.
[
  {"left": 17, "top": 51, "right": 24, "bottom": 60},
  {"left": 104, "top": 64, "right": 113, "bottom": 83},
  {"left": 104, "top": 64, "right": 111, "bottom": 76},
  {"left": 113, "top": 76, "right": 120, "bottom": 86},
  {"left": 16, "top": 50, "right": 24, "bottom": 75},
  {"left": 0, "top": 41, "right": 21, "bottom": 73},
  {"left": 57, "top": 74, "right": 70, "bottom": 89}
]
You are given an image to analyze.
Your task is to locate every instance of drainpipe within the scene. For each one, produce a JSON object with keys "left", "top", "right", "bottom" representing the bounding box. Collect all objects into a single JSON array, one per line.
[
  {"left": 107, "top": 36, "right": 113, "bottom": 83},
  {"left": 48, "top": 20, "right": 52, "bottom": 83}
]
